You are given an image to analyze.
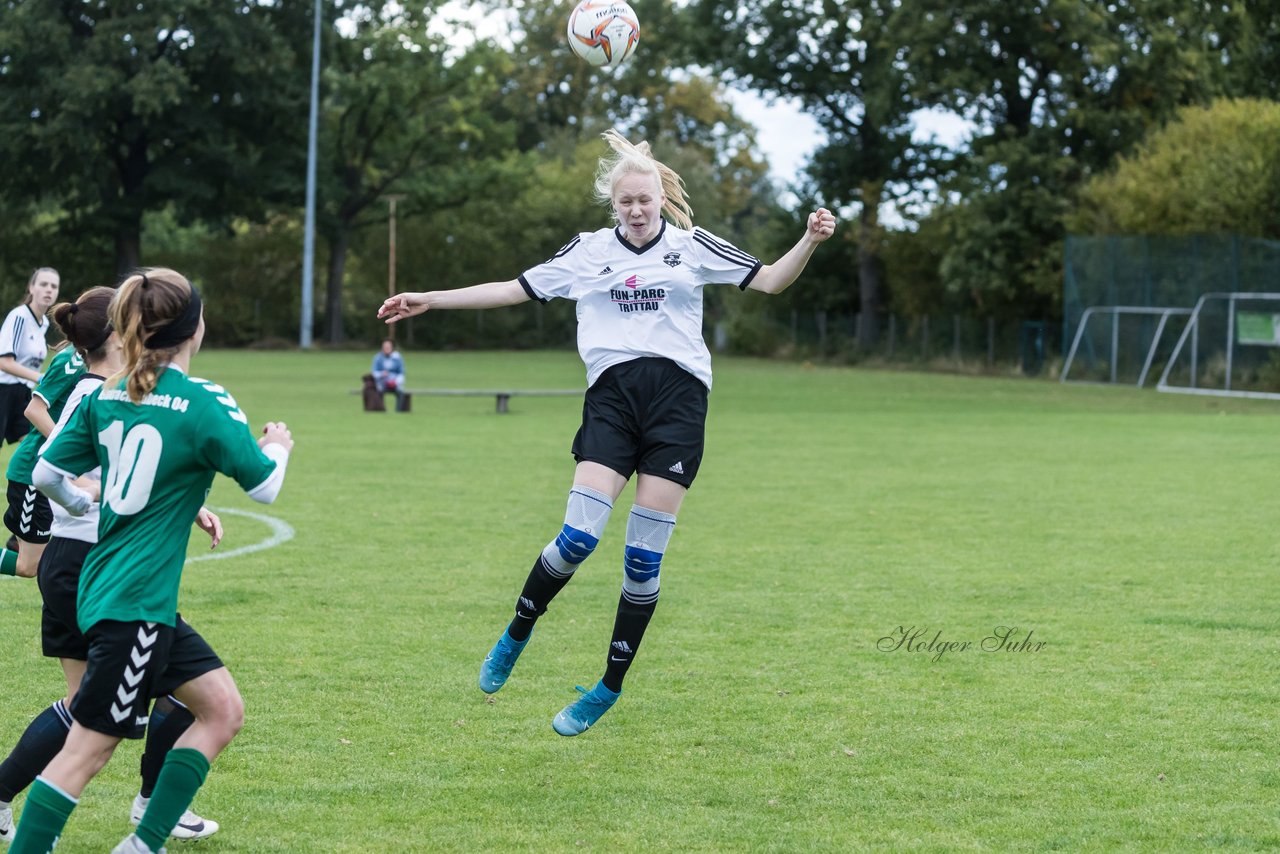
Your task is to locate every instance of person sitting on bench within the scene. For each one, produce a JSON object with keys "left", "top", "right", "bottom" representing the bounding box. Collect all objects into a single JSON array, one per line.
[{"left": 371, "top": 338, "right": 408, "bottom": 411}]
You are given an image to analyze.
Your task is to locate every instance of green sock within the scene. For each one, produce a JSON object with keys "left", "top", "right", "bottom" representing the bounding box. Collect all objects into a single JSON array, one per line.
[
  {"left": 10, "top": 777, "right": 77, "bottom": 854},
  {"left": 0, "top": 549, "right": 17, "bottom": 576},
  {"left": 136, "top": 748, "right": 210, "bottom": 853}
]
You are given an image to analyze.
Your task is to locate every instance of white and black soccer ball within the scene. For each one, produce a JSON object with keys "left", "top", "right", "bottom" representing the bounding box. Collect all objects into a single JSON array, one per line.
[{"left": 567, "top": 0, "right": 640, "bottom": 69}]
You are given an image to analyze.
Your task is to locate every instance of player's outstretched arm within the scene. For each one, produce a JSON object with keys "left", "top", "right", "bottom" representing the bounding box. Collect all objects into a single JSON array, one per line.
[
  {"left": 746, "top": 208, "right": 838, "bottom": 296},
  {"left": 378, "top": 280, "right": 530, "bottom": 323}
]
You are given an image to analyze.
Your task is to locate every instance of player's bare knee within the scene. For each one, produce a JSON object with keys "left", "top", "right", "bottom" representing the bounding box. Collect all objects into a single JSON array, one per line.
[{"left": 210, "top": 692, "right": 245, "bottom": 739}]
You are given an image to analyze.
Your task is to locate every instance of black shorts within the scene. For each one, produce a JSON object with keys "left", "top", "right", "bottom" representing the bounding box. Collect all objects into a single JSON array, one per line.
[
  {"left": 71, "top": 617, "right": 223, "bottom": 738},
  {"left": 0, "top": 384, "right": 32, "bottom": 445},
  {"left": 572, "top": 357, "right": 708, "bottom": 488},
  {"left": 5, "top": 480, "right": 53, "bottom": 544},
  {"left": 37, "top": 536, "right": 93, "bottom": 660}
]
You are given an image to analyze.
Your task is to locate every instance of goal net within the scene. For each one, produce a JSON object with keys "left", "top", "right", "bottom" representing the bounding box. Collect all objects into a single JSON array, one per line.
[{"left": 1157, "top": 293, "right": 1280, "bottom": 400}]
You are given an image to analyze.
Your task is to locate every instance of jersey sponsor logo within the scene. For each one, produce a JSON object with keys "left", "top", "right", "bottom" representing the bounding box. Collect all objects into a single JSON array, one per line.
[
  {"left": 597, "top": 266, "right": 613, "bottom": 275},
  {"left": 610, "top": 286, "right": 667, "bottom": 313},
  {"left": 624, "top": 274, "right": 645, "bottom": 289},
  {"left": 663, "top": 252, "right": 682, "bottom": 267},
  {"left": 99, "top": 388, "right": 192, "bottom": 413}
]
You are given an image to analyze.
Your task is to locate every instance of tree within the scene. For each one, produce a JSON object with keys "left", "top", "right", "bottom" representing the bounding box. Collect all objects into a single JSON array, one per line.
[
  {"left": 313, "top": 5, "right": 518, "bottom": 343},
  {"left": 0, "top": 1, "right": 310, "bottom": 277},
  {"left": 901, "top": 0, "right": 1239, "bottom": 316},
  {"left": 684, "top": 0, "right": 924, "bottom": 346},
  {"left": 1070, "top": 98, "right": 1280, "bottom": 239}
]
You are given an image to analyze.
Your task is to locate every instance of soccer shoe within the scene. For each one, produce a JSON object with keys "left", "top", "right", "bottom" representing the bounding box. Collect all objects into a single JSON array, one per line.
[
  {"left": 130, "top": 794, "right": 220, "bottom": 840},
  {"left": 478, "top": 626, "right": 531, "bottom": 694},
  {"left": 111, "top": 834, "right": 167, "bottom": 854},
  {"left": 552, "top": 680, "right": 620, "bottom": 736},
  {"left": 0, "top": 804, "right": 13, "bottom": 843}
]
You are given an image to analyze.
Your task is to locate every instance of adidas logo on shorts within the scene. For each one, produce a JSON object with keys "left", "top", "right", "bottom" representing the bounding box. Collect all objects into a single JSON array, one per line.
[{"left": 668, "top": 461, "right": 684, "bottom": 474}]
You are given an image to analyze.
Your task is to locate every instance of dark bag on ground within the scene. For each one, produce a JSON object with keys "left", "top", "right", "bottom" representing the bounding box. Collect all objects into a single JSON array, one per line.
[{"left": 362, "top": 374, "right": 386, "bottom": 412}]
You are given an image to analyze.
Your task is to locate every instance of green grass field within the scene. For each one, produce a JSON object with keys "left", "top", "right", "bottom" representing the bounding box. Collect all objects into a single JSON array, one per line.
[{"left": 2, "top": 350, "right": 1278, "bottom": 852}]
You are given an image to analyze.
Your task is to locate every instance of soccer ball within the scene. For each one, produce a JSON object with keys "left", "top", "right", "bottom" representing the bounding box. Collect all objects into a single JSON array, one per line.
[{"left": 567, "top": 0, "right": 640, "bottom": 69}]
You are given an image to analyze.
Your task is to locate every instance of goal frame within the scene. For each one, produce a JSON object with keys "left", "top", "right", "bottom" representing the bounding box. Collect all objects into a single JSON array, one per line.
[
  {"left": 1156, "top": 292, "right": 1280, "bottom": 400},
  {"left": 1061, "top": 305, "right": 1193, "bottom": 387}
]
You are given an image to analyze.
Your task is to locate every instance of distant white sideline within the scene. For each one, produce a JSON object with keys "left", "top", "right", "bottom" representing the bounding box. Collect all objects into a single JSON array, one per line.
[{"left": 186, "top": 506, "right": 295, "bottom": 565}]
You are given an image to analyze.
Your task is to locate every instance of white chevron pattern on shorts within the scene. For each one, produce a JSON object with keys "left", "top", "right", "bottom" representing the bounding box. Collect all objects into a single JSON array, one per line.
[
  {"left": 110, "top": 622, "right": 159, "bottom": 724},
  {"left": 19, "top": 487, "right": 36, "bottom": 532}
]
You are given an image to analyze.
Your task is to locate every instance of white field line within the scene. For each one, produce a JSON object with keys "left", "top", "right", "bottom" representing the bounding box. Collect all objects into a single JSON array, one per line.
[{"left": 185, "top": 506, "right": 295, "bottom": 565}]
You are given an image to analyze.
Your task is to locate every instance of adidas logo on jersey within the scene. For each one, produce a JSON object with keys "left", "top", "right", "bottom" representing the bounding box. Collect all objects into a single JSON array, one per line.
[
  {"left": 597, "top": 266, "right": 613, "bottom": 276},
  {"left": 668, "top": 461, "right": 684, "bottom": 474}
]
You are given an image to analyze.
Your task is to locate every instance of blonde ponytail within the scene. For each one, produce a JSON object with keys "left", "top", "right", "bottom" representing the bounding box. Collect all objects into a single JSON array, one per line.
[{"left": 108, "top": 269, "right": 191, "bottom": 403}]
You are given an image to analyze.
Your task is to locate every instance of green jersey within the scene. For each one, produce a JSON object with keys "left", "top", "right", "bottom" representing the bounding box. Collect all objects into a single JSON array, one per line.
[
  {"left": 40, "top": 366, "right": 279, "bottom": 631},
  {"left": 5, "top": 347, "right": 85, "bottom": 484}
]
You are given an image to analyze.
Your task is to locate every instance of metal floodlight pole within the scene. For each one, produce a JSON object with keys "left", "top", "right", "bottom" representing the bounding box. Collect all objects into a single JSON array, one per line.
[{"left": 300, "top": 0, "right": 322, "bottom": 349}]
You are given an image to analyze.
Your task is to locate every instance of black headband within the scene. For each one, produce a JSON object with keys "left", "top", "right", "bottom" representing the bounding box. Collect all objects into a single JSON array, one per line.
[{"left": 144, "top": 286, "right": 203, "bottom": 350}]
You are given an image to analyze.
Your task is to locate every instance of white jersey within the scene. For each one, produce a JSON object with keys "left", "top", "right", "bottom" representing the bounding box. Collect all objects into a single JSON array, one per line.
[
  {"left": 40, "top": 374, "right": 103, "bottom": 543},
  {"left": 518, "top": 220, "right": 761, "bottom": 390},
  {"left": 0, "top": 305, "right": 50, "bottom": 387}
]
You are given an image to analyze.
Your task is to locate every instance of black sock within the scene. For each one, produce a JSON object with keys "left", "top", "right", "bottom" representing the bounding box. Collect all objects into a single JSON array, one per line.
[
  {"left": 139, "top": 697, "right": 194, "bottom": 798},
  {"left": 602, "top": 594, "right": 657, "bottom": 693},
  {"left": 508, "top": 555, "right": 575, "bottom": 642},
  {"left": 0, "top": 701, "right": 72, "bottom": 802}
]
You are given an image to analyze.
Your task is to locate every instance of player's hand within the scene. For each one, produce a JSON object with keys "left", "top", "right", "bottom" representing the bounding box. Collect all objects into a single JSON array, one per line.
[
  {"left": 806, "top": 208, "right": 836, "bottom": 243},
  {"left": 70, "top": 475, "right": 100, "bottom": 502},
  {"left": 260, "top": 421, "right": 294, "bottom": 452},
  {"left": 378, "top": 292, "right": 431, "bottom": 324},
  {"left": 195, "top": 507, "right": 223, "bottom": 550}
]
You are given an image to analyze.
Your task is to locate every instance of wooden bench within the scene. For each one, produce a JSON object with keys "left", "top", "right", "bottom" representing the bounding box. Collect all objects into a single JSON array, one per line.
[{"left": 351, "top": 387, "right": 580, "bottom": 413}]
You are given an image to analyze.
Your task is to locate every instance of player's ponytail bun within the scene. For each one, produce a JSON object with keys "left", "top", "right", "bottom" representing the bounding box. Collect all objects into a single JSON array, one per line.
[
  {"left": 109, "top": 269, "right": 197, "bottom": 403},
  {"left": 595, "top": 129, "right": 694, "bottom": 230},
  {"left": 52, "top": 286, "right": 115, "bottom": 362}
]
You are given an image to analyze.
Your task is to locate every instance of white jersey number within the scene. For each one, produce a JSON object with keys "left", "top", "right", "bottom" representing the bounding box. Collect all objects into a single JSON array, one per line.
[{"left": 98, "top": 421, "right": 164, "bottom": 515}]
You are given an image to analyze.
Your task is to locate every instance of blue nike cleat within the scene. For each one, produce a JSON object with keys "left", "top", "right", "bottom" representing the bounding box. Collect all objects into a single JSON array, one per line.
[
  {"left": 479, "top": 626, "right": 531, "bottom": 694},
  {"left": 552, "top": 680, "right": 620, "bottom": 736}
]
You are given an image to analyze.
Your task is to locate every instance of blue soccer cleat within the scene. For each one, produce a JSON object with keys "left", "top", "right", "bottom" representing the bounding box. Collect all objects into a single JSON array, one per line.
[
  {"left": 552, "top": 680, "right": 620, "bottom": 736},
  {"left": 479, "top": 626, "right": 531, "bottom": 694}
]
